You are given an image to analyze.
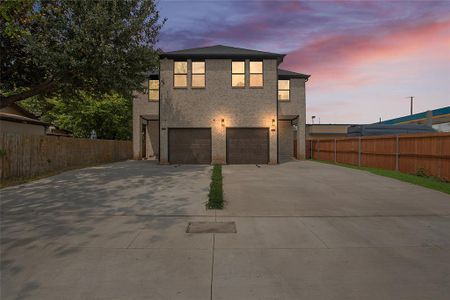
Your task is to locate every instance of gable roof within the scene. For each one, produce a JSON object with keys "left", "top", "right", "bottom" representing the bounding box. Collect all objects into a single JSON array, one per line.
[
  {"left": 278, "top": 69, "right": 310, "bottom": 80},
  {"left": 160, "top": 45, "right": 285, "bottom": 63}
]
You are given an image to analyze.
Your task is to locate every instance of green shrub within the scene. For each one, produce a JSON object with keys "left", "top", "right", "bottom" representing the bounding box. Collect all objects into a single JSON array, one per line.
[{"left": 207, "top": 165, "right": 224, "bottom": 209}]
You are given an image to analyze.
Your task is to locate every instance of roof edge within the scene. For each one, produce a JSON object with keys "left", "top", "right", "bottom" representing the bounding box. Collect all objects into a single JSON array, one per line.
[
  {"left": 159, "top": 45, "right": 285, "bottom": 63},
  {"left": 278, "top": 68, "right": 311, "bottom": 79}
]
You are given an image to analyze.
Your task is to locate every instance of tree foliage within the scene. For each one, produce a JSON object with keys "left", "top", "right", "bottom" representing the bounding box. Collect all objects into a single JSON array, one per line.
[
  {"left": 21, "top": 94, "right": 133, "bottom": 140},
  {"left": 0, "top": 0, "right": 164, "bottom": 108}
]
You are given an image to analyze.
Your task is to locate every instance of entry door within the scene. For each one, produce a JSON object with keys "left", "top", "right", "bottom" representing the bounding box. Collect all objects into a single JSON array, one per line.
[
  {"left": 169, "top": 128, "right": 211, "bottom": 164},
  {"left": 226, "top": 128, "right": 269, "bottom": 164}
]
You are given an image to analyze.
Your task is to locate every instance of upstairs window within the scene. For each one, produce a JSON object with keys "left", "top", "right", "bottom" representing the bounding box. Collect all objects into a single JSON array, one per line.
[
  {"left": 250, "top": 61, "right": 263, "bottom": 87},
  {"left": 278, "top": 80, "right": 290, "bottom": 101},
  {"left": 192, "top": 61, "right": 205, "bottom": 88},
  {"left": 174, "top": 61, "right": 187, "bottom": 88},
  {"left": 232, "top": 61, "right": 245, "bottom": 88},
  {"left": 148, "top": 80, "right": 159, "bottom": 101}
]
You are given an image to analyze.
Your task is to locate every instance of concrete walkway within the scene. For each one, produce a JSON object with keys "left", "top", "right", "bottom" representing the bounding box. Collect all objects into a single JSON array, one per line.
[{"left": 1, "top": 160, "right": 449, "bottom": 299}]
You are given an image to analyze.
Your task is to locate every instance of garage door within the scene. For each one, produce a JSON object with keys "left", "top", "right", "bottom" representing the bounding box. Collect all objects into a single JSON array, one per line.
[
  {"left": 226, "top": 128, "right": 269, "bottom": 164},
  {"left": 169, "top": 128, "right": 211, "bottom": 164}
]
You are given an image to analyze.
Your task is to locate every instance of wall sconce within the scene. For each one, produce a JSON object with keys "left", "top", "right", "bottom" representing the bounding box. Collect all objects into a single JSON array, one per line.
[
  {"left": 221, "top": 118, "right": 225, "bottom": 127},
  {"left": 271, "top": 119, "right": 276, "bottom": 127}
]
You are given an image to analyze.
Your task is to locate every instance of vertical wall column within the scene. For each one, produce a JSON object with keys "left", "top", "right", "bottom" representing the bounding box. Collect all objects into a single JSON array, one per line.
[
  {"left": 269, "top": 125, "right": 278, "bottom": 164},
  {"left": 132, "top": 115, "right": 142, "bottom": 160},
  {"left": 296, "top": 125, "right": 306, "bottom": 160},
  {"left": 296, "top": 79, "right": 307, "bottom": 160},
  {"left": 159, "top": 124, "right": 169, "bottom": 164},
  {"left": 211, "top": 120, "right": 226, "bottom": 164}
]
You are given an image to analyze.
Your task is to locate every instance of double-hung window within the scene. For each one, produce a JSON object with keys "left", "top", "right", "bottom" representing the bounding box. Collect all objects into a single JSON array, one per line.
[
  {"left": 249, "top": 61, "right": 263, "bottom": 87},
  {"left": 278, "top": 80, "right": 290, "bottom": 101},
  {"left": 192, "top": 61, "right": 205, "bottom": 88},
  {"left": 232, "top": 61, "right": 245, "bottom": 88},
  {"left": 148, "top": 80, "right": 159, "bottom": 101},
  {"left": 174, "top": 61, "right": 188, "bottom": 88}
]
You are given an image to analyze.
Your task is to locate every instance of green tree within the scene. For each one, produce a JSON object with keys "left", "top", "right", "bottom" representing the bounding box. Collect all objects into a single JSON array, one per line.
[
  {"left": 21, "top": 94, "right": 133, "bottom": 140},
  {"left": 0, "top": 0, "right": 164, "bottom": 108}
]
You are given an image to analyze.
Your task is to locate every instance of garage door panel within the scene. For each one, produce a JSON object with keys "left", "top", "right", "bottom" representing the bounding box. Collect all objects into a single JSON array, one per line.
[
  {"left": 227, "top": 128, "right": 269, "bottom": 164},
  {"left": 169, "top": 129, "right": 211, "bottom": 164}
]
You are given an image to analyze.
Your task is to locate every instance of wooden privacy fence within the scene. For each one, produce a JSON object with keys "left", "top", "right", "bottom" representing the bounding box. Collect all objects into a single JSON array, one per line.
[
  {"left": 0, "top": 133, "right": 133, "bottom": 181},
  {"left": 307, "top": 133, "right": 450, "bottom": 181}
]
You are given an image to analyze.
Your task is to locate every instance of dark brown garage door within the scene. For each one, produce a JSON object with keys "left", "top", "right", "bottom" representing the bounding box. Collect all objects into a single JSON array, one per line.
[
  {"left": 227, "top": 128, "right": 269, "bottom": 164},
  {"left": 169, "top": 128, "right": 211, "bottom": 164}
]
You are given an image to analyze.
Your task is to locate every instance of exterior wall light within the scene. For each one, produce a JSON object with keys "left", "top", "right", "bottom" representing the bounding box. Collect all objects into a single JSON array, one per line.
[
  {"left": 221, "top": 118, "right": 225, "bottom": 127},
  {"left": 272, "top": 119, "right": 276, "bottom": 127}
]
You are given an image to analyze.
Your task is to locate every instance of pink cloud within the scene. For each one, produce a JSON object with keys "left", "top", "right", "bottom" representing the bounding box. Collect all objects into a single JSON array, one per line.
[{"left": 281, "top": 19, "right": 450, "bottom": 85}]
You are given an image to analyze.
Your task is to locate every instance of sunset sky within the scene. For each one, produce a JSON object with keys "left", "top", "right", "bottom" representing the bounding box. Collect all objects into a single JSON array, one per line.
[{"left": 157, "top": 0, "right": 450, "bottom": 124}]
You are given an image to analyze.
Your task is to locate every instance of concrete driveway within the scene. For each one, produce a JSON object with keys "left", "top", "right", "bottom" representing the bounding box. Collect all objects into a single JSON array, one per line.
[{"left": 1, "top": 160, "right": 450, "bottom": 299}]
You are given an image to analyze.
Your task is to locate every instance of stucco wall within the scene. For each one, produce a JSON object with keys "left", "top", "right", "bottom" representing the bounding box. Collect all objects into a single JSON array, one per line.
[
  {"left": 132, "top": 81, "right": 158, "bottom": 159},
  {"left": 159, "top": 58, "right": 278, "bottom": 164},
  {"left": 0, "top": 120, "right": 46, "bottom": 136}
]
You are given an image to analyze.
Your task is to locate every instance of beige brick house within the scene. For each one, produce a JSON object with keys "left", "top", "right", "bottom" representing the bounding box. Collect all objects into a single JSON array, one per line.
[{"left": 133, "top": 45, "right": 309, "bottom": 164}]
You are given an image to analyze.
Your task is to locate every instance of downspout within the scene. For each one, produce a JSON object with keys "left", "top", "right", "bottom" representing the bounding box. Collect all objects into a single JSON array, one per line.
[
  {"left": 158, "top": 57, "right": 161, "bottom": 163},
  {"left": 276, "top": 67, "right": 279, "bottom": 164}
]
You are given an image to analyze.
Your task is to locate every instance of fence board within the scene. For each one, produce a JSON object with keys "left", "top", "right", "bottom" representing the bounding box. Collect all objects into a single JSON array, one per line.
[
  {"left": 361, "top": 136, "right": 396, "bottom": 170},
  {"left": 307, "top": 133, "right": 450, "bottom": 181},
  {"left": 0, "top": 133, "right": 132, "bottom": 180},
  {"left": 336, "top": 138, "right": 359, "bottom": 165}
]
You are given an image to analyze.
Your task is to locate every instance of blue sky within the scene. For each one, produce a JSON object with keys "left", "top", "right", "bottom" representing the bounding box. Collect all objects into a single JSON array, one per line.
[{"left": 156, "top": 0, "right": 450, "bottom": 124}]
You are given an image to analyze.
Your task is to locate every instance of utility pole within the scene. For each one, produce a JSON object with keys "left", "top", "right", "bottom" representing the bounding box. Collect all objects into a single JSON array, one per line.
[{"left": 407, "top": 96, "right": 414, "bottom": 115}]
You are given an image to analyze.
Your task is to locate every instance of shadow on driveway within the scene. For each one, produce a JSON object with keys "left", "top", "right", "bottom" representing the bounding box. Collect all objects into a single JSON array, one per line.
[{"left": 1, "top": 160, "right": 213, "bottom": 299}]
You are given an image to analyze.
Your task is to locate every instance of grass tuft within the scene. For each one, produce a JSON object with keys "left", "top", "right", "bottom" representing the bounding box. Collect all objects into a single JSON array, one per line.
[
  {"left": 207, "top": 164, "right": 224, "bottom": 209},
  {"left": 313, "top": 159, "right": 450, "bottom": 195}
]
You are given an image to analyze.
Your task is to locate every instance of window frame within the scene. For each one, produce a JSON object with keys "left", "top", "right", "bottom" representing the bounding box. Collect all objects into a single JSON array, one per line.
[
  {"left": 231, "top": 60, "right": 246, "bottom": 88},
  {"left": 173, "top": 61, "right": 188, "bottom": 88},
  {"left": 148, "top": 79, "right": 159, "bottom": 101},
  {"left": 191, "top": 61, "right": 206, "bottom": 89},
  {"left": 278, "top": 79, "right": 290, "bottom": 101},
  {"left": 249, "top": 60, "right": 264, "bottom": 88}
]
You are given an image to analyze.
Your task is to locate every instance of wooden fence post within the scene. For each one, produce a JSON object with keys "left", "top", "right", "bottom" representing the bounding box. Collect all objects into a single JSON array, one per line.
[
  {"left": 438, "top": 135, "right": 442, "bottom": 178},
  {"left": 334, "top": 139, "right": 337, "bottom": 163},
  {"left": 395, "top": 135, "right": 399, "bottom": 171},
  {"left": 358, "top": 137, "right": 361, "bottom": 167}
]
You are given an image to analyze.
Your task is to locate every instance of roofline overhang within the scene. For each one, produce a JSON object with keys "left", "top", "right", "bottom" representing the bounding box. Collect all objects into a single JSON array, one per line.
[
  {"left": 0, "top": 115, "right": 49, "bottom": 126},
  {"left": 159, "top": 53, "right": 286, "bottom": 64},
  {"left": 141, "top": 114, "right": 159, "bottom": 121},
  {"left": 278, "top": 74, "right": 311, "bottom": 80},
  {"left": 278, "top": 115, "right": 299, "bottom": 121}
]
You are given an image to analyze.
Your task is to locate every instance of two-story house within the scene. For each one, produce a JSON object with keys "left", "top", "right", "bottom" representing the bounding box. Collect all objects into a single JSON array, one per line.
[{"left": 133, "top": 45, "right": 309, "bottom": 164}]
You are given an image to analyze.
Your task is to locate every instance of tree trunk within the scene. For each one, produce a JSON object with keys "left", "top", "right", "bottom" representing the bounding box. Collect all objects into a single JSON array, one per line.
[{"left": 0, "top": 80, "right": 55, "bottom": 108}]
